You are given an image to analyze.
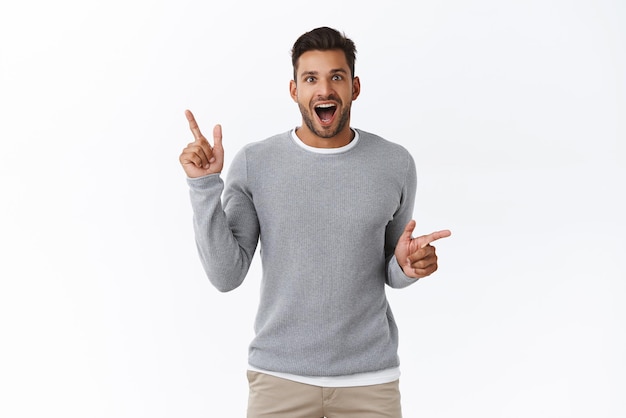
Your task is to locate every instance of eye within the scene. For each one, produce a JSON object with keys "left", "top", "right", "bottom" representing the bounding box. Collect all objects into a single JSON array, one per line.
[
  {"left": 305, "top": 76, "right": 316, "bottom": 83},
  {"left": 332, "top": 74, "right": 343, "bottom": 81}
]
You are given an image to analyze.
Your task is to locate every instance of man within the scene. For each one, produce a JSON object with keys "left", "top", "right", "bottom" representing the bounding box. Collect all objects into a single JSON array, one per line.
[{"left": 180, "top": 26, "right": 451, "bottom": 418}]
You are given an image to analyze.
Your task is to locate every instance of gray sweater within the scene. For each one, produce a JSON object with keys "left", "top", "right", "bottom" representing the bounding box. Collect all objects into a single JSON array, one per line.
[{"left": 187, "top": 129, "right": 418, "bottom": 377}]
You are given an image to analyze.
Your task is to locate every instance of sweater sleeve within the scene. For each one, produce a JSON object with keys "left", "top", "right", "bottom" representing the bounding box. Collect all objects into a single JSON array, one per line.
[
  {"left": 187, "top": 148, "right": 260, "bottom": 292},
  {"left": 384, "top": 150, "right": 418, "bottom": 289}
]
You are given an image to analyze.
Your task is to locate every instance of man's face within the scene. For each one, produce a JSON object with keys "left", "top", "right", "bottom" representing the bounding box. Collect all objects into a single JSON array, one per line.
[{"left": 290, "top": 49, "right": 360, "bottom": 144}]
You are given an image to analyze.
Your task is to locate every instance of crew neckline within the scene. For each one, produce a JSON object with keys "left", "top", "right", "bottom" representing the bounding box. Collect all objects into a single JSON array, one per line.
[{"left": 290, "top": 128, "right": 360, "bottom": 154}]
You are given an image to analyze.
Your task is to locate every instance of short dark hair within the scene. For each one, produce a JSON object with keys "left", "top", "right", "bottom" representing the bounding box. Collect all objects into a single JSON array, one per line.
[{"left": 291, "top": 27, "right": 357, "bottom": 81}]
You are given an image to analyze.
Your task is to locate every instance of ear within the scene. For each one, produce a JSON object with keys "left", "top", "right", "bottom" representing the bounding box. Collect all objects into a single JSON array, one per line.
[
  {"left": 289, "top": 80, "right": 298, "bottom": 102},
  {"left": 351, "top": 76, "right": 361, "bottom": 100}
]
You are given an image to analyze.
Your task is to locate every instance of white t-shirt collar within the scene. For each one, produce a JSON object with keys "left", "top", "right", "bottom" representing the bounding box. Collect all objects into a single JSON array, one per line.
[{"left": 290, "top": 128, "right": 360, "bottom": 154}]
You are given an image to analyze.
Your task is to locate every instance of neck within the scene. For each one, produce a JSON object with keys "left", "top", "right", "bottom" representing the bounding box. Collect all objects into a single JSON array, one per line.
[{"left": 295, "top": 125, "right": 354, "bottom": 149}]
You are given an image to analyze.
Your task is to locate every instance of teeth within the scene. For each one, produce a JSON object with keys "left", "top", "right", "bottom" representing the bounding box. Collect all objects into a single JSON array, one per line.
[{"left": 315, "top": 103, "right": 335, "bottom": 108}]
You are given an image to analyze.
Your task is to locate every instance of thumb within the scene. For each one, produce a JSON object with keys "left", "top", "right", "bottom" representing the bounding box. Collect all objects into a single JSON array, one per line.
[
  {"left": 400, "top": 220, "right": 416, "bottom": 242},
  {"left": 395, "top": 220, "right": 417, "bottom": 271},
  {"left": 211, "top": 124, "right": 224, "bottom": 162},
  {"left": 213, "top": 124, "right": 223, "bottom": 150}
]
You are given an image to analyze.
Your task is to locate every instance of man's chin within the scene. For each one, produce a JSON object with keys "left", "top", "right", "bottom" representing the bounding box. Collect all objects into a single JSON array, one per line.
[
  {"left": 306, "top": 120, "right": 336, "bottom": 138},
  {"left": 314, "top": 127, "right": 338, "bottom": 139}
]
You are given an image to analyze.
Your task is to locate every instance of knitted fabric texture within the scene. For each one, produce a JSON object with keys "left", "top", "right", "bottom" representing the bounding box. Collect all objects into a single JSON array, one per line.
[{"left": 187, "top": 129, "right": 418, "bottom": 376}]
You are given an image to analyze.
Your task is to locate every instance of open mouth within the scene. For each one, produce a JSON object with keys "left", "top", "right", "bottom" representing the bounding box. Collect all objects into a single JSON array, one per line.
[{"left": 314, "top": 103, "right": 337, "bottom": 124}]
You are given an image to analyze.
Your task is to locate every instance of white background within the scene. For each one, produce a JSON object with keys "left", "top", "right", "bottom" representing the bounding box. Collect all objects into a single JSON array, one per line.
[{"left": 1, "top": 0, "right": 624, "bottom": 417}]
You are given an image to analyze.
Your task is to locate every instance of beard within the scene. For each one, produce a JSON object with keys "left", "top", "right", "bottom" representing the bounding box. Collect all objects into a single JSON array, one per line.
[{"left": 298, "top": 101, "right": 351, "bottom": 139}]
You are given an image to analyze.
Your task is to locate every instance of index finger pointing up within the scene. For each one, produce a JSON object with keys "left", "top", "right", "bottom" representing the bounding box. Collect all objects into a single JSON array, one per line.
[
  {"left": 417, "top": 229, "right": 452, "bottom": 248},
  {"left": 185, "top": 109, "right": 204, "bottom": 142}
]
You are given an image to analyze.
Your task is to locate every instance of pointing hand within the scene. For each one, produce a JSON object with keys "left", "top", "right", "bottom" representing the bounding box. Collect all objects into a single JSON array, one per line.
[
  {"left": 395, "top": 220, "right": 451, "bottom": 279},
  {"left": 179, "top": 109, "right": 224, "bottom": 178}
]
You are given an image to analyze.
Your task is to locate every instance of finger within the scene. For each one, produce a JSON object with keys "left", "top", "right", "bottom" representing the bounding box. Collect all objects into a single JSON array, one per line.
[
  {"left": 412, "top": 263, "right": 438, "bottom": 278},
  {"left": 179, "top": 150, "right": 205, "bottom": 168},
  {"left": 194, "top": 145, "right": 212, "bottom": 167},
  {"left": 407, "top": 245, "right": 435, "bottom": 263},
  {"left": 409, "top": 249, "right": 437, "bottom": 268},
  {"left": 185, "top": 109, "right": 204, "bottom": 142},
  {"left": 195, "top": 139, "right": 214, "bottom": 165},
  {"left": 182, "top": 144, "right": 210, "bottom": 168},
  {"left": 417, "top": 229, "right": 452, "bottom": 248},
  {"left": 181, "top": 149, "right": 204, "bottom": 168}
]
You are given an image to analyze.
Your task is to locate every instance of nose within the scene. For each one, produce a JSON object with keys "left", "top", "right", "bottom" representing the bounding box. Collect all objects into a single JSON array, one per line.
[{"left": 316, "top": 78, "right": 334, "bottom": 97}]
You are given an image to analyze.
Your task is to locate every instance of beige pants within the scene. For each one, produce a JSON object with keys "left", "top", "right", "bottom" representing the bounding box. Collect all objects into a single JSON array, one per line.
[{"left": 246, "top": 371, "right": 402, "bottom": 418}]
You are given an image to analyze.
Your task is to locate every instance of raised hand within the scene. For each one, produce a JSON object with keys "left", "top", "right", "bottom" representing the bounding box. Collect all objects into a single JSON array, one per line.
[
  {"left": 179, "top": 109, "right": 224, "bottom": 178},
  {"left": 395, "top": 220, "right": 451, "bottom": 279}
]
